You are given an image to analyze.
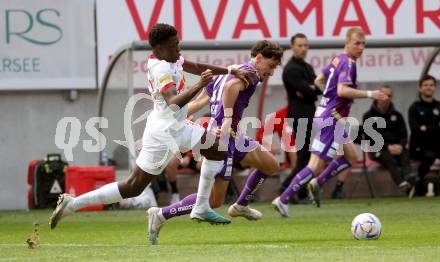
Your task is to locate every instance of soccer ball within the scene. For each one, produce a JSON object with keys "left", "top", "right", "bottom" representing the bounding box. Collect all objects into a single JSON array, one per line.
[{"left": 351, "top": 213, "right": 382, "bottom": 240}]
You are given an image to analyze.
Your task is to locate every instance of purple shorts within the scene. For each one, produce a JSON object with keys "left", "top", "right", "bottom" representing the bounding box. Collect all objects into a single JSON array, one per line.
[
  {"left": 310, "top": 117, "right": 349, "bottom": 161},
  {"left": 216, "top": 132, "right": 259, "bottom": 181}
]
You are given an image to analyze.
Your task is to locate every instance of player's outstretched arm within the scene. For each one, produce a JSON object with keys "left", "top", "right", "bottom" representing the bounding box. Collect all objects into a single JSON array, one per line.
[
  {"left": 183, "top": 60, "right": 256, "bottom": 86},
  {"left": 183, "top": 60, "right": 228, "bottom": 75},
  {"left": 162, "top": 69, "right": 213, "bottom": 108},
  {"left": 188, "top": 89, "right": 210, "bottom": 115},
  {"left": 337, "top": 84, "right": 388, "bottom": 101}
]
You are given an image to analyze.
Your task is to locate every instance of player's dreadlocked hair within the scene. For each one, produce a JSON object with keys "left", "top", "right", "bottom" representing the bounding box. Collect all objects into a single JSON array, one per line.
[
  {"left": 251, "top": 40, "right": 284, "bottom": 64},
  {"left": 148, "top": 23, "right": 178, "bottom": 47}
]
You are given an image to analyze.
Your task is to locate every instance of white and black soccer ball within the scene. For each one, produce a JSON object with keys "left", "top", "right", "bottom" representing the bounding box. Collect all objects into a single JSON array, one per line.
[{"left": 351, "top": 213, "right": 382, "bottom": 240}]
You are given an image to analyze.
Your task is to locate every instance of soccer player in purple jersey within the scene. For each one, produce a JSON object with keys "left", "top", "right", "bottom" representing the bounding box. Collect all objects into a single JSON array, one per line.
[
  {"left": 272, "top": 27, "right": 388, "bottom": 217},
  {"left": 147, "top": 40, "right": 284, "bottom": 244}
]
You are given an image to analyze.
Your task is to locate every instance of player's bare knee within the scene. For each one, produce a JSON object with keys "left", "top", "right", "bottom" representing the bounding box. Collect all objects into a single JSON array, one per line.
[
  {"left": 269, "top": 164, "right": 280, "bottom": 175},
  {"left": 261, "top": 157, "right": 280, "bottom": 175},
  {"left": 347, "top": 157, "right": 356, "bottom": 165},
  {"left": 307, "top": 164, "right": 322, "bottom": 174},
  {"left": 121, "top": 179, "right": 143, "bottom": 198},
  {"left": 264, "top": 162, "right": 280, "bottom": 176},
  {"left": 121, "top": 171, "right": 150, "bottom": 197},
  {"left": 344, "top": 153, "right": 358, "bottom": 164}
]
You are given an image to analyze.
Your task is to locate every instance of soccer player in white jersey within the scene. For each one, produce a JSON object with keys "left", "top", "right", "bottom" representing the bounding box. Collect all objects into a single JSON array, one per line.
[
  {"left": 49, "top": 23, "right": 253, "bottom": 233},
  {"left": 272, "top": 27, "right": 388, "bottom": 217}
]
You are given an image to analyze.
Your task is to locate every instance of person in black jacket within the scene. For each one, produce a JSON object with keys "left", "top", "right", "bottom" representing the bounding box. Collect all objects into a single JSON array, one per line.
[
  {"left": 363, "top": 84, "right": 412, "bottom": 189},
  {"left": 408, "top": 75, "right": 439, "bottom": 196},
  {"left": 279, "top": 33, "right": 322, "bottom": 198}
]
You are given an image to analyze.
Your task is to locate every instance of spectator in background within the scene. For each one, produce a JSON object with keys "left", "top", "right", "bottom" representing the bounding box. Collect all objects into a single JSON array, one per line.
[
  {"left": 280, "top": 33, "right": 322, "bottom": 197},
  {"left": 409, "top": 75, "right": 439, "bottom": 197},
  {"left": 363, "top": 84, "right": 413, "bottom": 190}
]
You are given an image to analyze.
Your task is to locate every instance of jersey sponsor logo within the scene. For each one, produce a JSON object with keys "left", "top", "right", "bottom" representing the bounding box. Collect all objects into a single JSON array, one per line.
[
  {"left": 177, "top": 204, "right": 194, "bottom": 212},
  {"left": 159, "top": 74, "right": 172, "bottom": 85},
  {"left": 332, "top": 57, "right": 340, "bottom": 67},
  {"left": 245, "top": 195, "right": 254, "bottom": 201}
]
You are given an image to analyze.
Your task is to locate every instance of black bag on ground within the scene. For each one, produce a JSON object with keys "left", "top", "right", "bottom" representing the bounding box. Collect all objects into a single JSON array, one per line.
[{"left": 32, "top": 154, "right": 68, "bottom": 209}]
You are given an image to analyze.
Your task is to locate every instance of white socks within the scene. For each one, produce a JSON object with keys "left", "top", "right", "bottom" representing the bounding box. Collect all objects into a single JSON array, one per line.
[
  {"left": 66, "top": 182, "right": 123, "bottom": 212},
  {"left": 119, "top": 185, "right": 157, "bottom": 209},
  {"left": 193, "top": 159, "right": 224, "bottom": 212}
]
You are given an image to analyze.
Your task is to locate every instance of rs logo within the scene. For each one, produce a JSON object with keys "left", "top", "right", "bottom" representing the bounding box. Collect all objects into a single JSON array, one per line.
[{"left": 5, "top": 8, "right": 63, "bottom": 45}]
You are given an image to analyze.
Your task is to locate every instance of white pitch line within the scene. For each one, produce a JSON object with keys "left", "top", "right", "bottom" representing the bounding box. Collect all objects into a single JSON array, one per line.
[
  {"left": 0, "top": 243, "right": 146, "bottom": 248},
  {"left": 0, "top": 243, "right": 289, "bottom": 248}
]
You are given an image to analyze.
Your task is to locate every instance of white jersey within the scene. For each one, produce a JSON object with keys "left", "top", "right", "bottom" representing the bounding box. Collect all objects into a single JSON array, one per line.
[
  {"left": 137, "top": 55, "right": 205, "bottom": 175},
  {"left": 146, "top": 55, "right": 188, "bottom": 134}
]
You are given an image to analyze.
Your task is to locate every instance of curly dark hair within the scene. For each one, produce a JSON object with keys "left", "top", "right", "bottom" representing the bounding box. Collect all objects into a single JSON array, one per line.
[
  {"left": 250, "top": 40, "right": 284, "bottom": 63},
  {"left": 148, "top": 23, "right": 178, "bottom": 47}
]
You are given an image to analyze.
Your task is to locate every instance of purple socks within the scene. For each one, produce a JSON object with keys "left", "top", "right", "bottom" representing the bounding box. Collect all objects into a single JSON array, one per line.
[
  {"left": 161, "top": 193, "right": 197, "bottom": 220},
  {"left": 317, "top": 156, "right": 351, "bottom": 186},
  {"left": 236, "top": 170, "right": 268, "bottom": 206},
  {"left": 280, "top": 167, "right": 314, "bottom": 204}
]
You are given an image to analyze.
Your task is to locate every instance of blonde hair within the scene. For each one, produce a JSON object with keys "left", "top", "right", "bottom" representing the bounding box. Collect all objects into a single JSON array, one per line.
[
  {"left": 379, "top": 84, "right": 392, "bottom": 90},
  {"left": 346, "top": 27, "right": 365, "bottom": 41}
]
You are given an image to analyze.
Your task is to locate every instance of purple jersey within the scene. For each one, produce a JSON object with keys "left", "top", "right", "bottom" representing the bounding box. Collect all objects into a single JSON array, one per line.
[
  {"left": 204, "top": 62, "right": 258, "bottom": 132},
  {"left": 204, "top": 62, "right": 259, "bottom": 181},
  {"left": 315, "top": 53, "right": 357, "bottom": 119},
  {"left": 311, "top": 53, "right": 358, "bottom": 161}
]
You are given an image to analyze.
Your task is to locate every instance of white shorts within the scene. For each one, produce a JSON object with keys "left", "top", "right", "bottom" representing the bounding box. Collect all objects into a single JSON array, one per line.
[{"left": 136, "top": 120, "right": 205, "bottom": 175}]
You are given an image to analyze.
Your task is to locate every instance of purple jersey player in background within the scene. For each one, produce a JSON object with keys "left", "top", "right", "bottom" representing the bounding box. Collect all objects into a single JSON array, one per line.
[
  {"left": 147, "top": 40, "right": 284, "bottom": 244},
  {"left": 272, "top": 27, "right": 388, "bottom": 217}
]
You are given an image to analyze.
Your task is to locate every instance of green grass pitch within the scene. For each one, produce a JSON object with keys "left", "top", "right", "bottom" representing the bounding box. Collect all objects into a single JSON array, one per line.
[{"left": 1, "top": 197, "right": 439, "bottom": 261}]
